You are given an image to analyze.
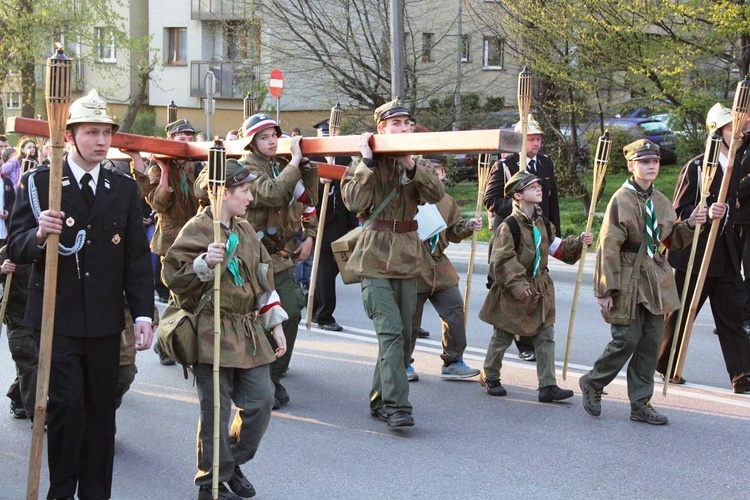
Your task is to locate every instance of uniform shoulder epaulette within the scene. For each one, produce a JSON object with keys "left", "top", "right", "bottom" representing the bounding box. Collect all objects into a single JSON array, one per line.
[
  {"left": 103, "top": 161, "right": 136, "bottom": 182},
  {"left": 28, "top": 163, "right": 50, "bottom": 175}
]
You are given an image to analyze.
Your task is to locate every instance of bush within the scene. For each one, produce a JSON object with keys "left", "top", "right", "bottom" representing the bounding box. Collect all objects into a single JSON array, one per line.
[{"left": 130, "top": 110, "right": 165, "bottom": 138}]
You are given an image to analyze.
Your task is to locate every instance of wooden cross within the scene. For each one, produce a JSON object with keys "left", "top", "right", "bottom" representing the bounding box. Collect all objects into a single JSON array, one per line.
[{"left": 7, "top": 117, "right": 522, "bottom": 180}]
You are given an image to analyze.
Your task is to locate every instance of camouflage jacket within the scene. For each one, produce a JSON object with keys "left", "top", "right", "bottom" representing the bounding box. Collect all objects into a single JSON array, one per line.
[
  {"left": 136, "top": 159, "right": 200, "bottom": 256},
  {"left": 162, "top": 211, "right": 286, "bottom": 369},
  {"left": 479, "top": 205, "right": 582, "bottom": 336},
  {"left": 416, "top": 194, "right": 474, "bottom": 294},
  {"left": 594, "top": 180, "right": 695, "bottom": 315},
  {"left": 341, "top": 156, "right": 445, "bottom": 279},
  {"left": 241, "top": 152, "right": 319, "bottom": 274}
]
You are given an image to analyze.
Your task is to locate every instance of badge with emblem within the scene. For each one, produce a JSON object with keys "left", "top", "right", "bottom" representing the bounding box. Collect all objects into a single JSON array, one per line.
[
  {"left": 66, "top": 217, "right": 75, "bottom": 227},
  {"left": 112, "top": 234, "right": 121, "bottom": 245}
]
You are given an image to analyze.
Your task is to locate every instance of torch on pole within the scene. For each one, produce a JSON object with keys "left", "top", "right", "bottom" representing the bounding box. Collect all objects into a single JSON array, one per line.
[
  {"left": 517, "top": 67, "right": 532, "bottom": 168},
  {"left": 207, "top": 139, "right": 226, "bottom": 500},
  {"left": 27, "top": 43, "right": 72, "bottom": 500},
  {"left": 562, "top": 132, "right": 611, "bottom": 380}
]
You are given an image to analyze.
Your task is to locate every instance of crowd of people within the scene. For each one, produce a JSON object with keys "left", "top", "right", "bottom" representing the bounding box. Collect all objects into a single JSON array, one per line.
[{"left": 1, "top": 91, "right": 750, "bottom": 500}]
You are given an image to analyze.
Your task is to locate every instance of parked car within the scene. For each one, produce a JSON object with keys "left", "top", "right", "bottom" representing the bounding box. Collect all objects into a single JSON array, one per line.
[{"left": 602, "top": 117, "right": 677, "bottom": 164}]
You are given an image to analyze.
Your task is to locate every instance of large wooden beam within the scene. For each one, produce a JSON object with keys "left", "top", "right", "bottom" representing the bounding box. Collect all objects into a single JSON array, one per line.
[{"left": 8, "top": 117, "right": 522, "bottom": 159}]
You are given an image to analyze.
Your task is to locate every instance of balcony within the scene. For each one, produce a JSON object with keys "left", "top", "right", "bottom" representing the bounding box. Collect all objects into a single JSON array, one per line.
[
  {"left": 190, "top": 61, "right": 259, "bottom": 99},
  {"left": 191, "top": 0, "right": 257, "bottom": 21}
]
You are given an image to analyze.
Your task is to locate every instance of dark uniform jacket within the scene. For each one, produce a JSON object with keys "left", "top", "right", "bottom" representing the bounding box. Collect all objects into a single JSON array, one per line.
[
  {"left": 483, "top": 152, "right": 560, "bottom": 230},
  {"left": 8, "top": 159, "right": 154, "bottom": 337},
  {"left": 667, "top": 154, "right": 742, "bottom": 278}
]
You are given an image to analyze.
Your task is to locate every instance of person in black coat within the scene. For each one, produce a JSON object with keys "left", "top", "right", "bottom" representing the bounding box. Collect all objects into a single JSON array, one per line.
[
  {"left": 8, "top": 89, "right": 154, "bottom": 499},
  {"left": 483, "top": 114, "right": 560, "bottom": 361},
  {"left": 655, "top": 103, "right": 750, "bottom": 394}
]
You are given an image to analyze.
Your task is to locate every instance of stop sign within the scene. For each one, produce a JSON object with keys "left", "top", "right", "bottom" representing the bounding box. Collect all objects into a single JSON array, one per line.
[{"left": 269, "top": 68, "right": 284, "bottom": 99}]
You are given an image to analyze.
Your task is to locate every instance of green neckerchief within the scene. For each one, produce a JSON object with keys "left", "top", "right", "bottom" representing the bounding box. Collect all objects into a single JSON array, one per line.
[
  {"left": 520, "top": 210, "right": 542, "bottom": 277},
  {"left": 225, "top": 232, "right": 243, "bottom": 286},
  {"left": 624, "top": 178, "right": 659, "bottom": 258},
  {"left": 429, "top": 234, "right": 440, "bottom": 254},
  {"left": 178, "top": 164, "right": 189, "bottom": 203}
]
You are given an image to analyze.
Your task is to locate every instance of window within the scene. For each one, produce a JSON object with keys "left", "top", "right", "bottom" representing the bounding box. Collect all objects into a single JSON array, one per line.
[
  {"left": 166, "top": 27, "right": 187, "bottom": 65},
  {"left": 483, "top": 36, "right": 504, "bottom": 70},
  {"left": 95, "top": 27, "right": 116, "bottom": 63},
  {"left": 422, "top": 32, "right": 434, "bottom": 63},
  {"left": 461, "top": 35, "right": 471, "bottom": 62},
  {"left": 6, "top": 93, "right": 21, "bottom": 110},
  {"left": 225, "top": 21, "right": 259, "bottom": 61}
]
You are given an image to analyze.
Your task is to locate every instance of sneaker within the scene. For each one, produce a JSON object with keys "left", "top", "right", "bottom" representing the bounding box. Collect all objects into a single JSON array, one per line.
[
  {"left": 441, "top": 360, "right": 480, "bottom": 380},
  {"left": 657, "top": 371, "right": 686, "bottom": 385},
  {"left": 198, "top": 483, "right": 242, "bottom": 500},
  {"left": 10, "top": 400, "right": 27, "bottom": 419},
  {"left": 227, "top": 466, "right": 256, "bottom": 498},
  {"left": 417, "top": 328, "right": 430, "bottom": 338},
  {"left": 274, "top": 382, "right": 290, "bottom": 407},
  {"left": 387, "top": 410, "right": 414, "bottom": 428},
  {"left": 406, "top": 365, "right": 419, "bottom": 382},
  {"left": 518, "top": 350, "right": 536, "bottom": 362},
  {"left": 630, "top": 402, "right": 669, "bottom": 425},
  {"left": 479, "top": 373, "right": 507, "bottom": 397},
  {"left": 538, "top": 385, "right": 574, "bottom": 403},
  {"left": 370, "top": 408, "right": 388, "bottom": 422},
  {"left": 579, "top": 374, "right": 602, "bottom": 417},
  {"left": 153, "top": 341, "right": 176, "bottom": 366}
]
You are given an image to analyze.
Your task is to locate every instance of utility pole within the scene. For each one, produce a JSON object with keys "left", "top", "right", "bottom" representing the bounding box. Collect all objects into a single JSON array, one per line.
[
  {"left": 454, "top": 0, "right": 463, "bottom": 130},
  {"left": 390, "top": 0, "right": 405, "bottom": 99}
]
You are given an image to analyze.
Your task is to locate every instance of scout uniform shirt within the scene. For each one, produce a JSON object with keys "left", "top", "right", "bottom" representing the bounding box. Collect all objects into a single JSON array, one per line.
[
  {"left": 480, "top": 205, "right": 582, "bottom": 336},
  {"left": 341, "top": 156, "right": 445, "bottom": 279},
  {"left": 163, "top": 211, "right": 288, "bottom": 369},
  {"left": 594, "top": 180, "right": 696, "bottom": 315}
]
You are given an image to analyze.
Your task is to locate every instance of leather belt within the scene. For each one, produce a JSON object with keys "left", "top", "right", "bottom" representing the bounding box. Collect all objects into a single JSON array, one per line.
[{"left": 364, "top": 219, "right": 418, "bottom": 233}]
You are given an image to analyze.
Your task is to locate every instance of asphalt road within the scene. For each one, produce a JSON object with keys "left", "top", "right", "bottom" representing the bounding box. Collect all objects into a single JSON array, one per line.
[{"left": 0, "top": 240, "right": 748, "bottom": 499}]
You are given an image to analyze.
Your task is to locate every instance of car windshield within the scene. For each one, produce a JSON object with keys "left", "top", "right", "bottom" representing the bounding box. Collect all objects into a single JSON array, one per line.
[{"left": 639, "top": 121, "right": 669, "bottom": 134}]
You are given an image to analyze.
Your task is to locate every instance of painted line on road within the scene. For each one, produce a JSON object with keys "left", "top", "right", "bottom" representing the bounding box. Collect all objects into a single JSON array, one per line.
[{"left": 305, "top": 323, "right": 750, "bottom": 409}]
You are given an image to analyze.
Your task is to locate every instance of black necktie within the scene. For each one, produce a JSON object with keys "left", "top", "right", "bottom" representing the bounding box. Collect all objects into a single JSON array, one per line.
[
  {"left": 80, "top": 173, "right": 95, "bottom": 210},
  {"left": 528, "top": 159, "right": 536, "bottom": 174}
]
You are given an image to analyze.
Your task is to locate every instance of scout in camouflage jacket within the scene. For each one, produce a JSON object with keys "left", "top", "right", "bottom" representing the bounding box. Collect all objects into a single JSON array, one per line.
[
  {"left": 480, "top": 205, "right": 583, "bottom": 336},
  {"left": 416, "top": 193, "right": 474, "bottom": 294},
  {"left": 133, "top": 159, "right": 200, "bottom": 256},
  {"left": 162, "top": 210, "right": 288, "bottom": 369},
  {"left": 594, "top": 180, "right": 697, "bottom": 317},
  {"left": 341, "top": 156, "right": 445, "bottom": 279}
]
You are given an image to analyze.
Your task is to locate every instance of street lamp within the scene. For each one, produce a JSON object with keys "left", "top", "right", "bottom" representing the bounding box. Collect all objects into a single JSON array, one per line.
[{"left": 244, "top": 92, "right": 255, "bottom": 120}]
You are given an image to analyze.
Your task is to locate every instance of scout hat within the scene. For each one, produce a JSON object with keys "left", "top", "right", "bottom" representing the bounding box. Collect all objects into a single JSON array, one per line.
[
  {"left": 623, "top": 139, "right": 661, "bottom": 161},
  {"left": 514, "top": 114, "right": 543, "bottom": 135},
  {"left": 706, "top": 102, "right": 732, "bottom": 135},
  {"left": 67, "top": 89, "right": 119, "bottom": 132},
  {"left": 241, "top": 113, "right": 282, "bottom": 150},
  {"left": 423, "top": 154, "right": 448, "bottom": 166},
  {"left": 374, "top": 97, "right": 411, "bottom": 125},
  {"left": 224, "top": 158, "right": 257, "bottom": 187},
  {"left": 165, "top": 119, "right": 195, "bottom": 137},
  {"left": 504, "top": 170, "right": 541, "bottom": 198}
]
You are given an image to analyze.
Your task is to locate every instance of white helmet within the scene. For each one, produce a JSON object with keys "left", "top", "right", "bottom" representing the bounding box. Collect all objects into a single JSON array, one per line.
[
  {"left": 514, "top": 113, "right": 543, "bottom": 135},
  {"left": 67, "top": 89, "right": 119, "bottom": 132},
  {"left": 706, "top": 102, "right": 732, "bottom": 135}
]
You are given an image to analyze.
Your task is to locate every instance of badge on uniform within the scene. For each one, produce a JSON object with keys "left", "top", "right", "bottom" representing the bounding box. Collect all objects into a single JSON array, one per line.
[
  {"left": 112, "top": 234, "right": 121, "bottom": 245},
  {"left": 66, "top": 217, "right": 75, "bottom": 227},
  {"left": 61, "top": 177, "right": 71, "bottom": 187},
  {"left": 104, "top": 179, "right": 111, "bottom": 190}
]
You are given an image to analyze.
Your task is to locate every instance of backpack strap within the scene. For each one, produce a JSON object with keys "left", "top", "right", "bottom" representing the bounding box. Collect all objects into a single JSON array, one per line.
[{"left": 501, "top": 214, "right": 552, "bottom": 253}]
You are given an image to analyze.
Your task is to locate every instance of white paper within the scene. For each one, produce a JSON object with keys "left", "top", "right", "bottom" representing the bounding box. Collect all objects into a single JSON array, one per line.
[{"left": 415, "top": 203, "right": 447, "bottom": 241}]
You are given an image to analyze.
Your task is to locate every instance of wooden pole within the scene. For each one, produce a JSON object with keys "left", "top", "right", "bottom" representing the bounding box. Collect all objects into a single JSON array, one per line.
[
  {"left": 674, "top": 76, "right": 750, "bottom": 379},
  {"left": 463, "top": 154, "right": 492, "bottom": 328},
  {"left": 207, "top": 140, "right": 226, "bottom": 500},
  {"left": 517, "top": 67, "right": 532, "bottom": 169},
  {"left": 562, "top": 132, "right": 611, "bottom": 380},
  {"left": 306, "top": 103, "right": 343, "bottom": 330},
  {"left": 662, "top": 132, "right": 721, "bottom": 395},
  {"left": 0, "top": 273, "right": 12, "bottom": 336},
  {"left": 27, "top": 44, "right": 72, "bottom": 500}
]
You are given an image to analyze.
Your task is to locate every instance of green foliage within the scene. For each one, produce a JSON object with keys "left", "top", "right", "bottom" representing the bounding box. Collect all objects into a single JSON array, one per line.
[
  {"left": 129, "top": 110, "right": 164, "bottom": 138},
  {"left": 417, "top": 93, "right": 506, "bottom": 131}
]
